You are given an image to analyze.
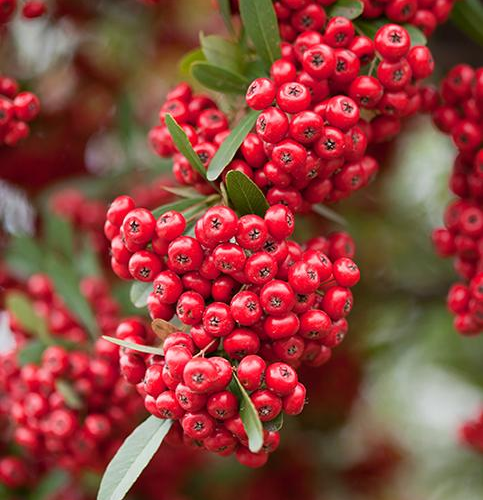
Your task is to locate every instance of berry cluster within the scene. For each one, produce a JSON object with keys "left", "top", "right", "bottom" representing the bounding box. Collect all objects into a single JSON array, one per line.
[
  {"left": 241, "top": 22, "right": 433, "bottom": 210},
  {"left": 0, "top": 0, "right": 46, "bottom": 23},
  {"left": 107, "top": 200, "right": 359, "bottom": 465},
  {"left": 0, "top": 274, "right": 142, "bottom": 479},
  {"left": 0, "top": 76, "right": 40, "bottom": 147},
  {"left": 430, "top": 65, "right": 483, "bottom": 335},
  {"left": 459, "top": 407, "right": 483, "bottom": 453},
  {"left": 272, "top": 0, "right": 456, "bottom": 39},
  {"left": 148, "top": 83, "right": 230, "bottom": 195}
]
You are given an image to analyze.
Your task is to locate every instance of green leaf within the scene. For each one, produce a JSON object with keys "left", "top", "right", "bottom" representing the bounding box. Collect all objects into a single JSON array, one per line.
[
  {"left": 239, "top": 0, "right": 281, "bottom": 70},
  {"left": 207, "top": 109, "right": 261, "bottom": 181},
  {"left": 18, "top": 340, "right": 45, "bottom": 366},
  {"left": 152, "top": 197, "right": 209, "bottom": 219},
  {"left": 4, "top": 235, "right": 44, "bottom": 277},
  {"left": 161, "top": 186, "right": 204, "bottom": 199},
  {"left": 28, "top": 469, "right": 69, "bottom": 500},
  {"left": 327, "top": 0, "right": 364, "bottom": 19},
  {"left": 164, "top": 114, "right": 209, "bottom": 181},
  {"left": 217, "top": 0, "right": 235, "bottom": 35},
  {"left": 179, "top": 48, "right": 206, "bottom": 77},
  {"left": 55, "top": 380, "right": 83, "bottom": 410},
  {"left": 76, "top": 237, "right": 102, "bottom": 278},
  {"left": 403, "top": 24, "right": 427, "bottom": 47},
  {"left": 190, "top": 62, "right": 249, "bottom": 95},
  {"left": 233, "top": 374, "right": 263, "bottom": 453},
  {"left": 200, "top": 34, "right": 243, "bottom": 73},
  {"left": 102, "top": 336, "right": 165, "bottom": 356},
  {"left": 225, "top": 170, "right": 269, "bottom": 217},
  {"left": 43, "top": 213, "right": 75, "bottom": 259},
  {"left": 129, "top": 281, "right": 152, "bottom": 308},
  {"left": 44, "top": 256, "right": 99, "bottom": 339},
  {"left": 5, "top": 291, "right": 52, "bottom": 344},
  {"left": 312, "top": 204, "right": 348, "bottom": 226},
  {"left": 451, "top": 0, "right": 483, "bottom": 47},
  {"left": 97, "top": 416, "right": 172, "bottom": 500},
  {"left": 263, "top": 412, "right": 284, "bottom": 432}
]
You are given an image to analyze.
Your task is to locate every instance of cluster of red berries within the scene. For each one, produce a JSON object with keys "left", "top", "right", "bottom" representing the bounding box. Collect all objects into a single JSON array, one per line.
[
  {"left": 0, "top": 76, "right": 40, "bottom": 147},
  {"left": 148, "top": 83, "right": 230, "bottom": 195},
  {"left": 430, "top": 65, "right": 483, "bottom": 335},
  {"left": 273, "top": 0, "right": 457, "bottom": 39},
  {"left": 0, "top": 274, "right": 142, "bottom": 482},
  {"left": 0, "top": 0, "right": 46, "bottom": 23},
  {"left": 106, "top": 197, "right": 359, "bottom": 465},
  {"left": 241, "top": 22, "right": 433, "bottom": 210},
  {"left": 459, "top": 407, "right": 483, "bottom": 453}
]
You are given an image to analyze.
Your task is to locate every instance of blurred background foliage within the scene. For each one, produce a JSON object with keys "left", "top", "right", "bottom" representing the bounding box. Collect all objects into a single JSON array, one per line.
[{"left": 1, "top": 1, "right": 483, "bottom": 499}]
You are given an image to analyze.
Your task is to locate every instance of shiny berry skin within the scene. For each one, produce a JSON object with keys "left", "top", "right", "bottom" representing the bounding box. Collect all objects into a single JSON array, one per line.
[
  {"left": 202, "top": 206, "right": 238, "bottom": 243},
  {"left": 167, "top": 236, "right": 203, "bottom": 273},
  {"left": 143, "top": 364, "right": 167, "bottom": 398},
  {"left": 276, "top": 82, "right": 311, "bottom": 113},
  {"left": 301, "top": 44, "right": 335, "bottom": 79},
  {"left": 283, "top": 382, "right": 306, "bottom": 415},
  {"left": 332, "top": 258, "right": 360, "bottom": 287},
  {"left": 332, "top": 48, "right": 360, "bottom": 83},
  {"left": 230, "top": 291, "right": 263, "bottom": 326},
  {"left": 447, "top": 284, "right": 470, "bottom": 314},
  {"left": 260, "top": 280, "right": 296, "bottom": 316},
  {"left": 175, "top": 384, "right": 207, "bottom": 412},
  {"left": 374, "top": 24, "right": 410, "bottom": 61},
  {"left": 176, "top": 291, "right": 205, "bottom": 325},
  {"left": 156, "top": 210, "right": 186, "bottom": 241},
  {"left": 265, "top": 362, "right": 298, "bottom": 396},
  {"left": 407, "top": 46, "right": 434, "bottom": 80},
  {"left": 245, "top": 252, "right": 278, "bottom": 285},
  {"left": 256, "top": 107, "right": 289, "bottom": 144},
  {"left": 202, "top": 302, "right": 234, "bottom": 337},
  {"left": 153, "top": 270, "right": 183, "bottom": 303},
  {"left": 324, "top": 17, "right": 355, "bottom": 48},
  {"left": 204, "top": 427, "right": 237, "bottom": 456},
  {"left": 322, "top": 286, "right": 353, "bottom": 320},
  {"left": 265, "top": 204, "right": 295, "bottom": 240},
  {"left": 272, "top": 139, "right": 307, "bottom": 174},
  {"left": 183, "top": 358, "right": 217, "bottom": 393},
  {"left": 289, "top": 110, "right": 324, "bottom": 144},
  {"left": 213, "top": 243, "right": 247, "bottom": 274},
  {"left": 237, "top": 355, "right": 266, "bottom": 391},
  {"left": 325, "top": 95, "right": 360, "bottom": 131},
  {"left": 128, "top": 250, "right": 162, "bottom": 282},
  {"left": 251, "top": 389, "right": 282, "bottom": 422},
  {"left": 315, "top": 126, "right": 346, "bottom": 159},
  {"left": 236, "top": 446, "right": 268, "bottom": 468},
  {"left": 299, "top": 309, "right": 332, "bottom": 340},
  {"left": 270, "top": 59, "right": 297, "bottom": 86},
  {"left": 206, "top": 391, "right": 238, "bottom": 420},
  {"left": 164, "top": 345, "right": 192, "bottom": 381},
  {"left": 377, "top": 59, "right": 412, "bottom": 91},
  {"left": 13, "top": 92, "right": 40, "bottom": 121},
  {"left": 246, "top": 78, "right": 276, "bottom": 110},
  {"left": 223, "top": 328, "right": 260, "bottom": 359},
  {"left": 288, "top": 261, "right": 320, "bottom": 293},
  {"left": 349, "top": 76, "right": 384, "bottom": 109},
  {"left": 236, "top": 214, "right": 269, "bottom": 251},
  {"left": 263, "top": 312, "right": 300, "bottom": 340},
  {"left": 122, "top": 208, "right": 156, "bottom": 246}
]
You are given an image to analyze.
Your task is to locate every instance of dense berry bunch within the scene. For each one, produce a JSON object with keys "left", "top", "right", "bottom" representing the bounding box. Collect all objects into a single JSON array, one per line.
[
  {"left": 241, "top": 22, "right": 434, "bottom": 210},
  {"left": 0, "top": 76, "right": 40, "bottom": 147},
  {"left": 430, "top": 65, "right": 483, "bottom": 335},
  {"left": 459, "top": 407, "right": 483, "bottom": 453},
  {"left": 0, "top": 0, "right": 46, "bottom": 23},
  {"left": 272, "top": 0, "right": 457, "bottom": 39},
  {"left": 148, "top": 83, "right": 230, "bottom": 195},
  {"left": 0, "top": 274, "right": 142, "bottom": 480},
  {"left": 107, "top": 200, "right": 359, "bottom": 465}
]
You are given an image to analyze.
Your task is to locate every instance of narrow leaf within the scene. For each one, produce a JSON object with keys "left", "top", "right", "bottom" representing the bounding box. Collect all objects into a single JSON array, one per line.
[
  {"left": 97, "top": 416, "right": 172, "bottom": 500},
  {"left": 312, "top": 204, "right": 348, "bottom": 226},
  {"left": 200, "top": 34, "right": 243, "bottom": 73},
  {"left": 225, "top": 171, "right": 269, "bottom": 217},
  {"left": 4, "top": 235, "right": 44, "bottom": 277},
  {"left": 76, "top": 238, "right": 102, "bottom": 278},
  {"left": 102, "top": 336, "right": 165, "bottom": 356},
  {"left": 191, "top": 62, "right": 249, "bottom": 95},
  {"left": 129, "top": 281, "right": 152, "bottom": 308},
  {"left": 233, "top": 374, "right": 263, "bottom": 453},
  {"left": 263, "top": 412, "right": 284, "bottom": 432},
  {"left": 327, "top": 0, "right": 364, "bottom": 20},
  {"left": 239, "top": 0, "right": 281, "bottom": 70},
  {"left": 43, "top": 213, "right": 75, "bottom": 259},
  {"left": 18, "top": 340, "right": 45, "bottom": 366},
  {"left": 28, "top": 469, "right": 69, "bottom": 500},
  {"left": 151, "top": 319, "right": 178, "bottom": 343},
  {"left": 45, "top": 256, "right": 99, "bottom": 339},
  {"left": 179, "top": 48, "right": 206, "bottom": 77},
  {"left": 164, "top": 114, "right": 209, "bottom": 180},
  {"left": 403, "top": 24, "right": 427, "bottom": 46},
  {"left": 55, "top": 380, "right": 83, "bottom": 410},
  {"left": 161, "top": 186, "right": 204, "bottom": 199},
  {"left": 5, "top": 291, "right": 52, "bottom": 344},
  {"left": 207, "top": 109, "right": 261, "bottom": 181},
  {"left": 217, "top": 0, "right": 235, "bottom": 34},
  {"left": 451, "top": 0, "right": 483, "bottom": 46}
]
